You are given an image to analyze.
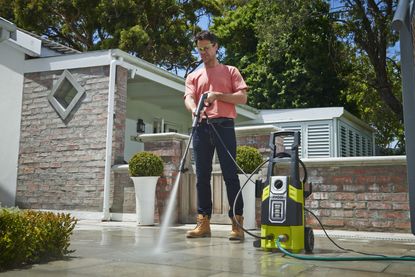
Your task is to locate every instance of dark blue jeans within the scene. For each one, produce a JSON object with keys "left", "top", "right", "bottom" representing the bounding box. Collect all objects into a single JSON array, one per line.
[{"left": 192, "top": 118, "right": 243, "bottom": 218}]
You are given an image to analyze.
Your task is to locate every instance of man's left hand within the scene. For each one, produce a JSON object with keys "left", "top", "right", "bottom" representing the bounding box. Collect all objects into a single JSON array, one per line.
[{"left": 205, "top": 91, "right": 218, "bottom": 104}]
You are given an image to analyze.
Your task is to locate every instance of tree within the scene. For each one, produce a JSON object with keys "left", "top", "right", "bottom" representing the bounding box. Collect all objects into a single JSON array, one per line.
[
  {"left": 333, "top": 0, "right": 404, "bottom": 151},
  {"left": 1, "top": 0, "right": 222, "bottom": 74},
  {"left": 336, "top": 0, "right": 402, "bottom": 119},
  {"left": 212, "top": 0, "right": 357, "bottom": 112},
  {"left": 342, "top": 50, "right": 403, "bottom": 151}
]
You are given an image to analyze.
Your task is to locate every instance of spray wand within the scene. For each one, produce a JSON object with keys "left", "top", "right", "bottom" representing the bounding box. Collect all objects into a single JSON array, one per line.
[{"left": 178, "top": 93, "right": 208, "bottom": 173}]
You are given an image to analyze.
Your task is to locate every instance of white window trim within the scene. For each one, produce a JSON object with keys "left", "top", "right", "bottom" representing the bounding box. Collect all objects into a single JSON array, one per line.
[{"left": 47, "top": 69, "right": 85, "bottom": 120}]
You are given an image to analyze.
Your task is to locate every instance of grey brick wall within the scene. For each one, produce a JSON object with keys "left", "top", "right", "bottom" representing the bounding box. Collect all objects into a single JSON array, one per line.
[{"left": 16, "top": 65, "right": 126, "bottom": 211}]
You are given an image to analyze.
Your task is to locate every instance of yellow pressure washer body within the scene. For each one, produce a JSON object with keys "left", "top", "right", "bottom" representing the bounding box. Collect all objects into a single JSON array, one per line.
[{"left": 254, "top": 131, "right": 313, "bottom": 253}]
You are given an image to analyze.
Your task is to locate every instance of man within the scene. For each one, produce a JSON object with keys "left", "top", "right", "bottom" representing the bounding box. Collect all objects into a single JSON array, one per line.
[{"left": 184, "top": 30, "right": 248, "bottom": 240}]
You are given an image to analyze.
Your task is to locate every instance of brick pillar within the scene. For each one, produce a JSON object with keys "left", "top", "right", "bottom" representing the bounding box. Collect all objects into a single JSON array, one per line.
[
  {"left": 110, "top": 66, "right": 128, "bottom": 213},
  {"left": 139, "top": 133, "right": 190, "bottom": 223}
]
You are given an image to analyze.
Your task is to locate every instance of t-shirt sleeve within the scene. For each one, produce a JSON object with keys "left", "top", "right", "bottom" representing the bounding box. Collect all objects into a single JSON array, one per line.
[
  {"left": 184, "top": 75, "right": 195, "bottom": 99},
  {"left": 230, "top": 67, "right": 248, "bottom": 92}
]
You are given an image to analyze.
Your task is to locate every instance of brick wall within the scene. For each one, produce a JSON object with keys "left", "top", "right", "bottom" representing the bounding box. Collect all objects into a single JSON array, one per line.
[
  {"left": 16, "top": 65, "right": 126, "bottom": 211},
  {"left": 304, "top": 158, "right": 409, "bottom": 232}
]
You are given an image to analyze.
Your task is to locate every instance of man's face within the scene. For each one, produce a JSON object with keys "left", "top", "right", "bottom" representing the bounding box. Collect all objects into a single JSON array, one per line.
[{"left": 196, "top": 39, "right": 217, "bottom": 64}]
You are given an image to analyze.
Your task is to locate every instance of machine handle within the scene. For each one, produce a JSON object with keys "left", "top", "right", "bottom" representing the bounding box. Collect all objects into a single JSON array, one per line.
[{"left": 270, "top": 131, "right": 301, "bottom": 148}]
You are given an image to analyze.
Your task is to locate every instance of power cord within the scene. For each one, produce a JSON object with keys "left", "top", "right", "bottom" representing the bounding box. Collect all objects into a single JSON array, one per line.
[{"left": 304, "top": 207, "right": 388, "bottom": 257}]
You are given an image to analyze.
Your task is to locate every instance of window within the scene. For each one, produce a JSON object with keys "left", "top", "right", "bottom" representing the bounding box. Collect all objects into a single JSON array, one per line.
[{"left": 48, "top": 70, "right": 85, "bottom": 120}]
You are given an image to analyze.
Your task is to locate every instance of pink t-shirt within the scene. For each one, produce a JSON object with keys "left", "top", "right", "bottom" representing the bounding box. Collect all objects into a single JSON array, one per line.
[{"left": 184, "top": 64, "right": 248, "bottom": 119}]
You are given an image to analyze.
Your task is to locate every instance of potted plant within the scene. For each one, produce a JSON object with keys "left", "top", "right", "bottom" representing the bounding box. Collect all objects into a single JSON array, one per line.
[
  {"left": 236, "top": 145, "right": 263, "bottom": 229},
  {"left": 129, "top": 151, "right": 164, "bottom": 225}
]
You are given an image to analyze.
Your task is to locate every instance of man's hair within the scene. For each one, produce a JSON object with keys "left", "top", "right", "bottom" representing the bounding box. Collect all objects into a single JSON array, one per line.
[{"left": 194, "top": 30, "right": 218, "bottom": 45}]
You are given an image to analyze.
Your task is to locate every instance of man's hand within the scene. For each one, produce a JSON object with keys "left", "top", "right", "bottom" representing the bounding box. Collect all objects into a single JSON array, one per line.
[
  {"left": 205, "top": 91, "right": 216, "bottom": 105},
  {"left": 204, "top": 90, "right": 247, "bottom": 105}
]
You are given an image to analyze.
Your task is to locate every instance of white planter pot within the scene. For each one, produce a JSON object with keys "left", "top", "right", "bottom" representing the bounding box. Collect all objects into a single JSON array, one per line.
[
  {"left": 130, "top": 176, "right": 160, "bottom": 225},
  {"left": 238, "top": 173, "right": 259, "bottom": 230}
]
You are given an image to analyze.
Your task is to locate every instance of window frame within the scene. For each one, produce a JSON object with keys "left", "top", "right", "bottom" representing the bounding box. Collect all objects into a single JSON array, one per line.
[{"left": 48, "top": 70, "right": 85, "bottom": 120}]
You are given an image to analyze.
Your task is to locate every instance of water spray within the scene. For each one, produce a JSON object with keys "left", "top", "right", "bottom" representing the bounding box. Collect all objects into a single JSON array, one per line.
[{"left": 155, "top": 93, "right": 208, "bottom": 252}]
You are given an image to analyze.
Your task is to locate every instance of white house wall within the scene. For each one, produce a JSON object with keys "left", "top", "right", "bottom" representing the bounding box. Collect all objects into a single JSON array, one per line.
[{"left": 0, "top": 42, "right": 24, "bottom": 206}]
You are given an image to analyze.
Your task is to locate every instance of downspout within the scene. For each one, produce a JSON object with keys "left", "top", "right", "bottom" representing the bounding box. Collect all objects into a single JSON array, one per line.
[{"left": 102, "top": 54, "right": 137, "bottom": 221}]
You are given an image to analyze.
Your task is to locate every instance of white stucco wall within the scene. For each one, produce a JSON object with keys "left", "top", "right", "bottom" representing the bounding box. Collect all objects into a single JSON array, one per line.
[{"left": 0, "top": 42, "right": 25, "bottom": 206}]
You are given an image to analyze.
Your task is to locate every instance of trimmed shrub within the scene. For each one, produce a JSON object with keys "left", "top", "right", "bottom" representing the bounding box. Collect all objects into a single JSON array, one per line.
[
  {"left": 0, "top": 208, "right": 77, "bottom": 271},
  {"left": 236, "top": 145, "right": 263, "bottom": 174},
  {"left": 129, "top": 151, "right": 164, "bottom": 177}
]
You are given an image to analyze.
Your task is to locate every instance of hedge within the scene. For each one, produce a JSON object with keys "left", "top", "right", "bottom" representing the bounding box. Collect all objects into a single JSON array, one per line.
[{"left": 0, "top": 208, "right": 77, "bottom": 271}]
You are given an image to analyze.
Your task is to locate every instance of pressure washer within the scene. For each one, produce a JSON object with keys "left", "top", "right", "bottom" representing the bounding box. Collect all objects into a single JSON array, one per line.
[
  {"left": 228, "top": 129, "right": 415, "bottom": 261},
  {"left": 252, "top": 130, "right": 313, "bottom": 253}
]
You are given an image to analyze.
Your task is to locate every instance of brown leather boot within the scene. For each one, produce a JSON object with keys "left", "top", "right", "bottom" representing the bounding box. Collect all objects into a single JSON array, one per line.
[
  {"left": 186, "top": 214, "right": 211, "bottom": 238},
  {"left": 229, "top": 215, "right": 244, "bottom": 241}
]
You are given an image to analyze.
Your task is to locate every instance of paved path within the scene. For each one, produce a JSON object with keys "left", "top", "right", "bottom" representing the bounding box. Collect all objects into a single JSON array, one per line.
[{"left": 2, "top": 220, "right": 415, "bottom": 276}]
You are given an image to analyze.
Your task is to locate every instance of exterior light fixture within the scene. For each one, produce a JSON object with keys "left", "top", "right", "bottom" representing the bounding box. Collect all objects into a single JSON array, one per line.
[{"left": 137, "top": 119, "right": 146, "bottom": 133}]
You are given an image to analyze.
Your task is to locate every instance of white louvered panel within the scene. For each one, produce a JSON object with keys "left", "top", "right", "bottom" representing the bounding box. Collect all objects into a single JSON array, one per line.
[
  {"left": 367, "top": 139, "right": 373, "bottom": 155},
  {"left": 307, "top": 124, "right": 330, "bottom": 158},
  {"left": 361, "top": 137, "right": 367, "bottom": 156},
  {"left": 340, "top": 125, "right": 347, "bottom": 157},
  {"left": 348, "top": 129, "right": 355, "bottom": 156},
  {"left": 355, "top": 133, "right": 362, "bottom": 156}
]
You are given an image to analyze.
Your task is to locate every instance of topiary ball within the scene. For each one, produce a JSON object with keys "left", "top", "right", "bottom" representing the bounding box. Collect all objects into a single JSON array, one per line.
[
  {"left": 128, "top": 151, "right": 164, "bottom": 177},
  {"left": 236, "top": 145, "right": 263, "bottom": 174}
]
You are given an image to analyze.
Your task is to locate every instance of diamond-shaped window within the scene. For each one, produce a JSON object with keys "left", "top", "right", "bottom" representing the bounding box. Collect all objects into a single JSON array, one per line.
[{"left": 48, "top": 70, "right": 85, "bottom": 120}]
